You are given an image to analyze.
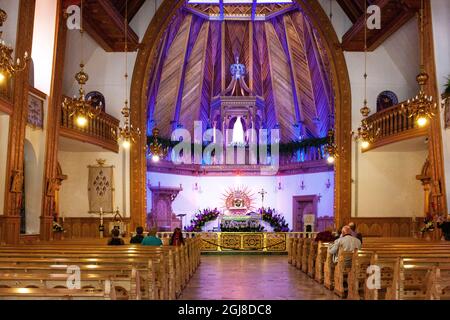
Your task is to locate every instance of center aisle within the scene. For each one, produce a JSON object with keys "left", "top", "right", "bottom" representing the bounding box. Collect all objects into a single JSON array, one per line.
[{"left": 180, "top": 255, "right": 339, "bottom": 300}]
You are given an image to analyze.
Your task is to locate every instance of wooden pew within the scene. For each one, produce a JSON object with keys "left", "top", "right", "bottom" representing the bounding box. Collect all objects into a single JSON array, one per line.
[
  {"left": 301, "top": 238, "right": 311, "bottom": 273},
  {"left": 0, "top": 271, "right": 134, "bottom": 300},
  {"left": 307, "top": 240, "right": 318, "bottom": 278},
  {"left": 0, "top": 237, "right": 202, "bottom": 300},
  {"left": 314, "top": 242, "right": 330, "bottom": 284},
  {"left": 0, "top": 287, "right": 113, "bottom": 300}
]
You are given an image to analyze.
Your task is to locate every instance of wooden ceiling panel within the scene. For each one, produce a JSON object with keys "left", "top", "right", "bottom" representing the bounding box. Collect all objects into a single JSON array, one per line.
[
  {"left": 63, "top": 0, "right": 141, "bottom": 52},
  {"left": 339, "top": 0, "right": 420, "bottom": 52}
]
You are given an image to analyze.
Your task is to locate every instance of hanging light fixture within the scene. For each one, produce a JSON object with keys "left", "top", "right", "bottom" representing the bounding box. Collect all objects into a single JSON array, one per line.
[
  {"left": 401, "top": 0, "right": 437, "bottom": 128},
  {"left": 353, "top": 0, "right": 379, "bottom": 150},
  {"left": 118, "top": 0, "right": 140, "bottom": 149},
  {"left": 0, "top": 8, "right": 29, "bottom": 82},
  {"left": 148, "top": 127, "right": 168, "bottom": 163},
  {"left": 324, "top": 129, "right": 338, "bottom": 164},
  {"left": 62, "top": 0, "right": 101, "bottom": 128}
]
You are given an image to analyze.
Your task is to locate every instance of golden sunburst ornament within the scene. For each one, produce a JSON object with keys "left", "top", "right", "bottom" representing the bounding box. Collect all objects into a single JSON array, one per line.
[{"left": 221, "top": 186, "right": 256, "bottom": 215}]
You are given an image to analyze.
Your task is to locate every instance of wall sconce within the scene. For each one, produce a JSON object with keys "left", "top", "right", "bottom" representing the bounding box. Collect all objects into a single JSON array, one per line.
[
  {"left": 193, "top": 182, "right": 202, "bottom": 193},
  {"left": 326, "top": 179, "right": 331, "bottom": 189},
  {"left": 318, "top": 193, "right": 322, "bottom": 202},
  {"left": 300, "top": 180, "right": 306, "bottom": 190},
  {"left": 277, "top": 182, "right": 282, "bottom": 191}
]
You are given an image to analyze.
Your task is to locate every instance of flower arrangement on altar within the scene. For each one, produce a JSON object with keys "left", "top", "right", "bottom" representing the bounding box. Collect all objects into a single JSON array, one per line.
[
  {"left": 420, "top": 213, "right": 435, "bottom": 234},
  {"left": 259, "top": 207, "right": 289, "bottom": 232},
  {"left": 184, "top": 208, "right": 220, "bottom": 232},
  {"left": 220, "top": 219, "right": 265, "bottom": 232}
]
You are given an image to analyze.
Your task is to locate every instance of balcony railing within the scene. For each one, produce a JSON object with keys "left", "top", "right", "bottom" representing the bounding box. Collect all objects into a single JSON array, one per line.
[
  {"left": 60, "top": 100, "right": 120, "bottom": 153},
  {"left": 364, "top": 102, "right": 428, "bottom": 150}
]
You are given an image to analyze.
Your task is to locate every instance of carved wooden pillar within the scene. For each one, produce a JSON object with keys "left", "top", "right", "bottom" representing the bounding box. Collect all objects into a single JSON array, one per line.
[
  {"left": 416, "top": 158, "right": 432, "bottom": 217},
  {"left": 40, "top": 0, "right": 67, "bottom": 241},
  {"left": 423, "top": 0, "right": 447, "bottom": 217},
  {"left": 0, "top": 0, "right": 36, "bottom": 244}
]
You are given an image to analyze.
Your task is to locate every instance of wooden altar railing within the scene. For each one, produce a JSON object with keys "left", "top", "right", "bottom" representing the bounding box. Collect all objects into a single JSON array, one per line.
[
  {"left": 364, "top": 102, "right": 428, "bottom": 151},
  {"left": 156, "top": 231, "right": 317, "bottom": 253},
  {"left": 60, "top": 98, "right": 120, "bottom": 153}
]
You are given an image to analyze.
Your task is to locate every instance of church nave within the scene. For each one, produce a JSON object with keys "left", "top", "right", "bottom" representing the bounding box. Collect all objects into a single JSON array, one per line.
[{"left": 180, "top": 255, "right": 338, "bottom": 300}]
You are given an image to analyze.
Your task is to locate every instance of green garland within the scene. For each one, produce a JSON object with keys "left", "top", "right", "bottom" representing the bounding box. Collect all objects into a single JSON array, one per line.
[{"left": 147, "top": 136, "right": 327, "bottom": 156}]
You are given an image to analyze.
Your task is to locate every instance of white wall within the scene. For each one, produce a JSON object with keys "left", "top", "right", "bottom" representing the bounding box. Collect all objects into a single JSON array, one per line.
[
  {"left": 0, "top": 114, "right": 9, "bottom": 215},
  {"left": 355, "top": 143, "right": 427, "bottom": 218},
  {"left": 147, "top": 171, "right": 335, "bottom": 230},
  {"left": 432, "top": 0, "right": 450, "bottom": 209},
  {"left": 31, "top": 0, "right": 57, "bottom": 95},
  {"left": 0, "top": 0, "right": 19, "bottom": 53},
  {"left": 59, "top": 0, "right": 163, "bottom": 219},
  {"left": 58, "top": 149, "right": 128, "bottom": 218}
]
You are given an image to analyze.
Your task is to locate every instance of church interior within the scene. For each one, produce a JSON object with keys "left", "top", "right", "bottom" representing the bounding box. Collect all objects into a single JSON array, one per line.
[{"left": 0, "top": 0, "right": 449, "bottom": 301}]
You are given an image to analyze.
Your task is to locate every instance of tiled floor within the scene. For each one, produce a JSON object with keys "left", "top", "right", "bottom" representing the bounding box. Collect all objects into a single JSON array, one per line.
[{"left": 180, "top": 255, "right": 339, "bottom": 300}]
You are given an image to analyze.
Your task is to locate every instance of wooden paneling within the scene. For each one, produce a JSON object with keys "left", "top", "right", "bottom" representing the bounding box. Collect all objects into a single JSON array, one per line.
[
  {"left": 0, "top": 97, "right": 13, "bottom": 115},
  {"left": 349, "top": 217, "right": 413, "bottom": 237},
  {"left": 179, "top": 21, "right": 211, "bottom": 133},
  {"left": 341, "top": 0, "right": 420, "bottom": 52},
  {"left": 264, "top": 21, "right": 296, "bottom": 141},
  {"left": 285, "top": 13, "right": 318, "bottom": 137},
  {"left": 62, "top": 217, "right": 131, "bottom": 239},
  {"left": 153, "top": 15, "right": 193, "bottom": 138},
  {"left": 81, "top": 0, "right": 140, "bottom": 52}
]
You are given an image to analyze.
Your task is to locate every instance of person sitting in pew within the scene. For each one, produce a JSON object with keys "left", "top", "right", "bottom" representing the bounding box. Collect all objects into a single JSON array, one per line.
[
  {"left": 130, "top": 226, "right": 145, "bottom": 244},
  {"left": 108, "top": 228, "right": 125, "bottom": 246},
  {"left": 169, "top": 228, "right": 185, "bottom": 246},
  {"left": 314, "top": 227, "right": 335, "bottom": 243},
  {"left": 329, "top": 225, "right": 361, "bottom": 264},
  {"left": 437, "top": 216, "right": 450, "bottom": 241},
  {"left": 348, "top": 222, "right": 363, "bottom": 244},
  {"left": 141, "top": 228, "right": 163, "bottom": 246}
]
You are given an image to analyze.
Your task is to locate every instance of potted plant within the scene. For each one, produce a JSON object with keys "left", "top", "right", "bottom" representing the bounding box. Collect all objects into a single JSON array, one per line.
[{"left": 443, "top": 76, "right": 450, "bottom": 99}]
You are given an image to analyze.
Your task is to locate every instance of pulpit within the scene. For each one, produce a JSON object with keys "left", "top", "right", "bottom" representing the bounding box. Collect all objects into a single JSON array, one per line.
[{"left": 148, "top": 185, "right": 182, "bottom": 232}]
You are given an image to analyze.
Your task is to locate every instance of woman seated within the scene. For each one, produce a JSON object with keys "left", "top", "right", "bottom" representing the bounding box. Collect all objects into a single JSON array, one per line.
[
  {"left": 108, "top": 228, "right": 125, "bottom": 245},
  {"left": 169, "top": 227, "right": 185, "bottom": 246}
]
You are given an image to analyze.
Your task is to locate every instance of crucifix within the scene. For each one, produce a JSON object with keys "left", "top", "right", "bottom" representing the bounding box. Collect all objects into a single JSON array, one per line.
[{"left": 258, "top": 188, "right": 267, "bottom": 209}]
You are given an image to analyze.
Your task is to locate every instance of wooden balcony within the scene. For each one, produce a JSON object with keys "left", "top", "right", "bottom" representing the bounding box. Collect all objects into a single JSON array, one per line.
[
  {"left": 60, "top": 101, "right": 120, "bottom": 153},
  {"left": 0, "top": 77, "right": 13, "bottom": 115},
  {"left": 364, "top": 102, "right": 428, "bottom": 151}
]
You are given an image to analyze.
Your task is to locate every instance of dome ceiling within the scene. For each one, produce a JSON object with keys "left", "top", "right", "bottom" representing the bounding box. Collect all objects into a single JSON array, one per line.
[{"left": 147, "top": 6, "right": 333, "bottom": 143}]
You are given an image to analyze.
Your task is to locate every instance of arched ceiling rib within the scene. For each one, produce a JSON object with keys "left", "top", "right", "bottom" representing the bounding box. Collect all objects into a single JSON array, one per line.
[{"left": 148, "top": 8, "right": 333, "bottom": 142}]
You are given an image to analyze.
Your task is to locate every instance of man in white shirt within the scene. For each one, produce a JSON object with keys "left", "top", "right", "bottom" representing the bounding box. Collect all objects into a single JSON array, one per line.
[{"left": 329, "top": 225, "right": 361, "bottom": 263}]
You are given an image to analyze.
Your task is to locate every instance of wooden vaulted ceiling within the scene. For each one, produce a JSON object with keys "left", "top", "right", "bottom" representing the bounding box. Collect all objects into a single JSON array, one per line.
[
  {"left": 337, "top": 0, "right": 421, "bottom": 51},
  {"left": 147, "top": 9, "right": 333, "bottom": 142},
  {"left": 63, "top": 0, "right": 145, "bottom": 52},
  {"left": 62, "top": 0, "right": 421, "bottom": 52}
]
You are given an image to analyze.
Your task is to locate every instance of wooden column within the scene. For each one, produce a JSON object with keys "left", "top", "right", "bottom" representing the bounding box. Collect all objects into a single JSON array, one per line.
[
  {"left": 0, "top": 0, "right": 36, "bottom": 244},
  {"left": 40, "top": 0, "right": 67, "bottom": 241},
  {"left": 423, "top": 0, "right": 447, "bottom": 217}
]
